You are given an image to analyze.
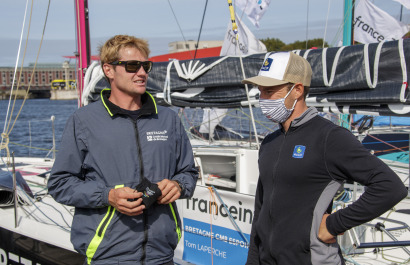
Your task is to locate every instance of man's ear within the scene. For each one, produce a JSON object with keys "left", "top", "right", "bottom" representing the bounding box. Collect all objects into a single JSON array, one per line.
[
  {"left": 103, "top": 63, "right": 114, "bottom": 79},
  {"left": 293, "top": 83, "right": 305, "bottom": 100}
]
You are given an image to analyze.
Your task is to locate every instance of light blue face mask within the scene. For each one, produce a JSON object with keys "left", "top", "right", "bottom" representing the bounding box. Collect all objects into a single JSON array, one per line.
[{"left": 259, "top": 84, "right": 297, "bottom": 123}]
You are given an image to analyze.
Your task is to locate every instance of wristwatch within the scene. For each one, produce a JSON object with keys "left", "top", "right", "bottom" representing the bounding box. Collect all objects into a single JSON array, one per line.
[{"left": 175, "top": 180, "right": 185, "bottom": 193}]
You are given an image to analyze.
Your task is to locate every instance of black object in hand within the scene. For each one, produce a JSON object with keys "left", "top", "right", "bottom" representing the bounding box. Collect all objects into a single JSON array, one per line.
[{"left": 135, "top": 178, "right": 162, "bottom": 209}]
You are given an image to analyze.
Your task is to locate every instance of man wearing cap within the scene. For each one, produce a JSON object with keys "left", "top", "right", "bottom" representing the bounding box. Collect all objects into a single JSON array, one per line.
[{"left": 242, "top": 51, "right": 407, "bottom": 265}]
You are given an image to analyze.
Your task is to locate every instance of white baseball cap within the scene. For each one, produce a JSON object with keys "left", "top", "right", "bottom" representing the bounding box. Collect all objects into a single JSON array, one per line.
[{"left": 242, "top": 52, "right": 312, "bottom": 87}]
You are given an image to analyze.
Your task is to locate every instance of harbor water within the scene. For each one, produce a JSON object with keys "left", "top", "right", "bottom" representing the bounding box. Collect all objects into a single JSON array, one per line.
[
  {"left": 3, "top": 98, "right": 402, "bottom": 163},
  {"left": 0, "top": 99, "right": 78, "bottom": 158},
  {"left": 0, "top": 98, "right": 273, "bottom": 159}
]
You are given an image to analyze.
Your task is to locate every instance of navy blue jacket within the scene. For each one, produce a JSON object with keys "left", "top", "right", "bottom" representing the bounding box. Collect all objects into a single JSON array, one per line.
[{"left": 48, "top": 89, "right": 198, "bottom": 265}]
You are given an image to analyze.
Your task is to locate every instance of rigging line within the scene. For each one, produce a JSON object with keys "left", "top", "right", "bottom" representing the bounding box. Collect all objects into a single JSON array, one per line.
[
  {"left": 367, "top": 134, "right": 409, "bottom": 154},
  {"left": 5, "top": 0, "right": 34, "bottom": 136},
  {"left": 328, "top": 0, "right": 353, "bottom": 47},
  {"left": 7, "top": 179, "right": 71, "bottom": 231},
  {"left": 238, "top": 0, "right": 248, "bottom": 22},
  {"left": 211, "top": 186, "right": 249, "bottom": 244},
  {"left": 8, "top": 141, "right": 57, "bottom": 152},
  {"left": 194, "top": 0, "right": 209, "bottom": 60},
  {"left": 38, "top": 200, "right": 72, "bottom": 228},
  {"left": 331, "top": 0, "right": 354, "bottom": 46},
  {"left": 7, "top": 0, "right": 51, "bottom": 136},
  {"left": 373, "top": 146, "right": 409, "bottom": 154},
  {"left": 19, "top": 205, "right": 42, "bottom": 223},
  {"left": 239, "top": 57, "right": 260, "bottom": 148},
  {"left": 323, "top": 0, "right": 332, "bottom": 48},
  {"left": 330, "top": 21, "right": 344, "bottom": 47},
  {"left": 236, "top": 0, "right": 250, "bottom": 53},
  {"left": 75, "top": 0, "right": 83, "bottom": 108},
  {"left": 2, "top": 0, "right": 29, "bottom": 140},
  {"left": 235, "top": 108, "right": 275, "bottom": 133},
  {"left": 0, "top": 2, "right": 30, "bottom": 164},
  {"left": 305, "top": 0, "right": 310, "bottom": 49},
  {"left": 207, "top": 186, "right": 216, "bottom": 265},
  {"left": 181, "top": 109, "right": 206, "bottom": 140},
  {"left": 166, "top": 0, "right": 194, "bottom": 60},
  {"left": 20, "top": 190, "right": 71, "bottom": 232}
]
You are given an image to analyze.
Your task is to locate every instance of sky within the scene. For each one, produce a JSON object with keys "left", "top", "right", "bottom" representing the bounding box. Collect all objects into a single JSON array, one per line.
[{"left": 0, "top": 0, "right": 409, "bottom": 67}]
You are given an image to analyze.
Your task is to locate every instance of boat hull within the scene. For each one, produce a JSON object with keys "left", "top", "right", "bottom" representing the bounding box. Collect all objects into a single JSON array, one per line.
[{"left": 0, "top": 223, "right": 85, "bottom": 265}]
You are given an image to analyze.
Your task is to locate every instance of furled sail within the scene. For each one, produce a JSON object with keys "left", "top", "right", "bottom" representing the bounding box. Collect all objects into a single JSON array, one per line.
[{"left": 83, "top": 39, "right": 410, "bottom": 116}]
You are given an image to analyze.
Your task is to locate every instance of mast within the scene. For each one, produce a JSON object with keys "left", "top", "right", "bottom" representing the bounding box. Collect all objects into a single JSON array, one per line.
[
  {"left": 340, "top": 0, "right": 355, "bottom": 129},
  {"left": 75, "top": 0, "right": 91, "bottom": 107},
  {"left": 342, "top": 0, "right": 354, "bottom": 46}
]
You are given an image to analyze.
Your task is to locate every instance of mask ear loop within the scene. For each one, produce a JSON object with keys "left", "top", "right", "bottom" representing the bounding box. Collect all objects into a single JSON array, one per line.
[
  {"left": 284, "top": 84, "right": 298, "bottom": 110},
  {"left": 290, "top": 99, "right": 297, "bottom": 109},
  {"left": 284, "top": 84, "right": 296, "bottom": 98}
]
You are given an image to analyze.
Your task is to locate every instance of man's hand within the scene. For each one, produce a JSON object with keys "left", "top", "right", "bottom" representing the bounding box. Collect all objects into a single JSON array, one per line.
[
  {"left": 318, "top": 213, "right": 343, "bottom": 244},
  {"left": 108, "top": 187, "right": 145, "bottom": 216},
  {"left": 157, "top": 179, "right": 181, "bottom": 204}
]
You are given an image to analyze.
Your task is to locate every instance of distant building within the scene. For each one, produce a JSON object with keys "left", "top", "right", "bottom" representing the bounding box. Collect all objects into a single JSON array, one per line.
[
  {"left": 0, "top": 62, "right": 76, "bottom": 91},
  {"left": 0, "top": 41, "right": 224, "bottom": 93},
  {"left": 168, "top": 40, "right": 223, "bottom": 53}
]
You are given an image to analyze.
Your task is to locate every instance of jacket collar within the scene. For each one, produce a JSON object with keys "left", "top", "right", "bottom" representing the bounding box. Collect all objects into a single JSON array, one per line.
[{"left": 100, "top": 88, "right": 158, "bottom": 117}]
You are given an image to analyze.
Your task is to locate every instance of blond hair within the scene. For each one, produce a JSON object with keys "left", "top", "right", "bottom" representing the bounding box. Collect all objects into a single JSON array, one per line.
[{"left": 99, "top": 35, "right": 150, "bottom": 67}]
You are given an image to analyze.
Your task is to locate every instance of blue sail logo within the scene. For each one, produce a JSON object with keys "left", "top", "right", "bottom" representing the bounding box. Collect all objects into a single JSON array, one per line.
[
  {"left": 261, "top": 58, "right": 273, "bottom": 71},
  {"left": 292, "top": 145, "right": 306, "bottom": 158}
]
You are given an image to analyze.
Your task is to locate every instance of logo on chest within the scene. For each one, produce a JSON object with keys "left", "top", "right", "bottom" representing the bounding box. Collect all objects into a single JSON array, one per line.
[
  {"left": 292, "top": 145, "right": 306, "bottom": 158},
  {"left": 146, "top": 130, "right": 168, "bottom": 142}
]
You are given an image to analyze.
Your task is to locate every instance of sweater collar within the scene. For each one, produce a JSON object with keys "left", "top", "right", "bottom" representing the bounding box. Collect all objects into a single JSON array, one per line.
[
  {"left": 100, "top": 89, "right": 158, "bottom": 117},
  {"left": 291, "top": 107, "right": 318, "bottom": 127},
  {"left": 280, "top": 107, "right": 318, "bottom": 132}
]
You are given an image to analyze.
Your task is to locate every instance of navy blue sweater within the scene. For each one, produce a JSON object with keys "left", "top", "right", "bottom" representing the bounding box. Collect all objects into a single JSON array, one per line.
[{"left": 246, "top": 108, "right": 407, "bottom": 265}]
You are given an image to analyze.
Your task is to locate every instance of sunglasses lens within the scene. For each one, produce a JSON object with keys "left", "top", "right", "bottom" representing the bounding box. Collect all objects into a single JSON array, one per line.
[
  {"left": 142, "top": 61, "right": 152, "bottom": 73},
  {"left": 124, "top": 61, "right": 152, "bottom": 73},
  {"left": 125, "top": 62, "right": 141, "bottom": 73}
]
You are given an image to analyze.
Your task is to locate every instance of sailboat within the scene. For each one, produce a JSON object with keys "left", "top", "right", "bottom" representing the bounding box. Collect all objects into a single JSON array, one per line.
[{"left": 1, "top": 0, "right": 410, "bottom": 264}]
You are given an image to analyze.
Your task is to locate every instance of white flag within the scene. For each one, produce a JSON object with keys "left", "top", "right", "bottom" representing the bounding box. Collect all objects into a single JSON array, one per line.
[
  {"left": 199, "top": 108, "right": 227, "bottom": 139},
  {"left": 234, "top": 0, "right": 271, "bottom": 28},
  {"left": 392, "top": 0, "right": 410, "bottom": 10},
  {"left": 354, "top": 0, "right": 409, "bottom": 44},
  {"left": 220, "top": 14, "right": 267, "bottom": 56}
]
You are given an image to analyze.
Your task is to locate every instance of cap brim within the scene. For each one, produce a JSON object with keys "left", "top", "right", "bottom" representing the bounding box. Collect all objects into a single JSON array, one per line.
[{"left": 242, "top": 76, "right": 288, "bottom": 87}]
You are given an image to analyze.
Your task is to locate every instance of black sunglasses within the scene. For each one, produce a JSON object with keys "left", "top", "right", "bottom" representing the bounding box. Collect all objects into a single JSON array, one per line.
[{"left": 110, "top": 60, "right": 153, "bottom": 73}]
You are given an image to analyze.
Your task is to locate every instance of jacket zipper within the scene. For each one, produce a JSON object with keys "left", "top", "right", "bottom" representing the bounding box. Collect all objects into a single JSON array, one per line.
[{"left": 132, "top": 119, "right": 148, "bottom": 265}]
